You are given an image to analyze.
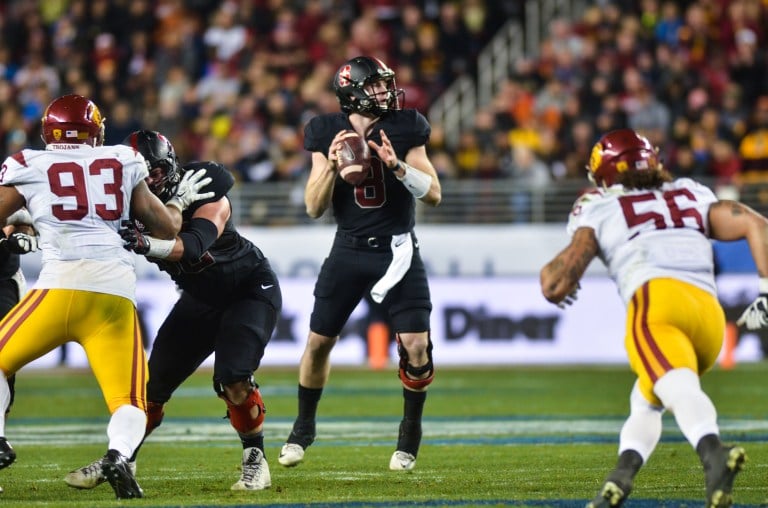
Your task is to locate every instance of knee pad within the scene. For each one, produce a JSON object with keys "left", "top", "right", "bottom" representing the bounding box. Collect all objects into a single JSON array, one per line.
[
  {"left": 396, "top": 333, "right": 434, "bottom": 390},
  {"left": 219, "top": 386, "right": 266, "bottom": 434},
  {"left": 145, "top": 401, "right": 165, "bottom": 437}
]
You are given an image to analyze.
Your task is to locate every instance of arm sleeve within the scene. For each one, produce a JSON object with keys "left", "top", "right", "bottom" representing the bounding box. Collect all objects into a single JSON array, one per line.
[
  {"left": 0, "top": 230, "right": 11, "bottom": 263},
  {"left": 178, "top": 217, "right": 219, "bottom": 262}
]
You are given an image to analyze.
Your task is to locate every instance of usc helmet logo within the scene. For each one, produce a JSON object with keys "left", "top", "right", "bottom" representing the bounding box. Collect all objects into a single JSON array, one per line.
[
  {"left": 88, "top": 104, "right": 103, "bottom": 127},
  {"left": 589, "top": 142, "right": 602, "bottom": 173}
]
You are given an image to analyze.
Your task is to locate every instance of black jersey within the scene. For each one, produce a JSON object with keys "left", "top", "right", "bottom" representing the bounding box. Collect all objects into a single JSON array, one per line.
[
  {"left": 151, "top": 161, "right": 268, "bottom": 305},
  {"left": 304, "top": 109, "right": 431, "bottom": 236}
]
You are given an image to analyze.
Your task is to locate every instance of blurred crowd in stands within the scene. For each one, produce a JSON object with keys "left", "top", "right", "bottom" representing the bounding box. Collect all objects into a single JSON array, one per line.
[
  {"left": 0, "top": 0, "right": 767, "bottom": 201},
  {"left": 451, "top": 0, "right": 768, "bottom": 193},
  {"left": 0, "top": 0, "right": 517, "bottom": 182}
]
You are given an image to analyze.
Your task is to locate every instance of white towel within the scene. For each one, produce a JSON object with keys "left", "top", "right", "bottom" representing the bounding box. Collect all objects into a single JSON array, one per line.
[{"left": 370, "top": 233, "right": 413, "bottom": 303}]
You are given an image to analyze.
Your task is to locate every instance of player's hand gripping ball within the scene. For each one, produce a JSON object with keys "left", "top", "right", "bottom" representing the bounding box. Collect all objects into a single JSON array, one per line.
[{"left": 336, "top": 132, "right": 371, "bottom": 186}]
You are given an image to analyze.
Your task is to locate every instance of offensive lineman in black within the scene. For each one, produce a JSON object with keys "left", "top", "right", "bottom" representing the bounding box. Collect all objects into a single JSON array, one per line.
[
  {"left": 65, "top": 130, "right": 281, "bottom": 491},
  {"left": 279, "top": 56, "right": 442, "bottom": 471}
]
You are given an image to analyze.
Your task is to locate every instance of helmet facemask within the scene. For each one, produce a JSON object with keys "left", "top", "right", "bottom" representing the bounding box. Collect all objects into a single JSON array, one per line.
[
  {"left": 123, "top": 130, "right": 181, "bottom": 202},
  {"left": 362, "top": 77, "right": 402, "bottom": 114},
  {"left": 146, "top": 160, "right": 181, "bottom": 202}
]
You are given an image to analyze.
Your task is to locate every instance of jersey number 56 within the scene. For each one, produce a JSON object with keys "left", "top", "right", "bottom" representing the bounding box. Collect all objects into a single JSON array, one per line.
[{"left": 619, "top": 189, "right": 704, "bottom": 234}]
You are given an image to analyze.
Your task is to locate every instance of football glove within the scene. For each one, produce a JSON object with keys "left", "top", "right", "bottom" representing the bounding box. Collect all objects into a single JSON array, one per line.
[
  {"left": 0, "top": 232, "right": 38, "bottom": 254},
  {"left": 737, "top": 295, "right": 768, "bottom": 330},
  {"left": 557, "top": 282, "right": 580, "bottom": 309},
  {"left": 166, "top": 169, "right": 214, "bottom": 212},
  {"left": 119, "top": 220, "right": 150, "bottom": 255}
]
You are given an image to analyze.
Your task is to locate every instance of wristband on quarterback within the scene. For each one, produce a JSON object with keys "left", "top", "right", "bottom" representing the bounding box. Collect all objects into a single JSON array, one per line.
[{"left": 394, "top": 160, "right": 431, "bottom": 199}]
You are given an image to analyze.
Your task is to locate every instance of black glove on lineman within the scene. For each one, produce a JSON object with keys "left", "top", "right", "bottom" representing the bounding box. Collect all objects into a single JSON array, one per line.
[
  {"left": 119, "top": 220, "right": 150, "bottom": 255},
  {"left": 0, "top": 232, "right": 38, "bottom": 254}
]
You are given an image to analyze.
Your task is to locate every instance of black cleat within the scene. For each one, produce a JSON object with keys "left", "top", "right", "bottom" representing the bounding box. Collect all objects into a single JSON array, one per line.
[
  {"left": 586, "top": 449, "right": 642, "bottom": 508},
  {"left": 0, "top": 438, "right": 15, "bottom": 470},
  {"left": 101, "top": 449, "right": 143, "bottom": 499},
  {"left": 704, "top": 445, "right": 746, "bottom": 508},
  {"left": 586, "top": 479, "right": 631, "bottom": 508}
]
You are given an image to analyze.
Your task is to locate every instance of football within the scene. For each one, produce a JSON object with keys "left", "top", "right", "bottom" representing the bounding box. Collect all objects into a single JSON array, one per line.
[{"left": 336, "top": 132, "right": 371, "bottom": 186}]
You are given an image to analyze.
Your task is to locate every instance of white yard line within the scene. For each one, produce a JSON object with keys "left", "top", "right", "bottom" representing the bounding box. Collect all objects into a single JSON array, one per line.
[{"left": 6, "top": 417, "right": 768, "bottom": 445}]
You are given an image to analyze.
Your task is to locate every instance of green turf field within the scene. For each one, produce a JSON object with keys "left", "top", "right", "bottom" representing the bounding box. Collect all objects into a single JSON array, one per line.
[{"left": 0, "top": 363, "right": 766, "bottom": 507}]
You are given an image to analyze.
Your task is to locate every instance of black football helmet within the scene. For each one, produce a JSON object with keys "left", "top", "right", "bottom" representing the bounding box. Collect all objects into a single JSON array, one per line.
[
  {"left": 333, "top": 56, "right": 403, "bottom": 116},
  {"left": 123, "top": 130, "right": 180, "bottom": 202}
]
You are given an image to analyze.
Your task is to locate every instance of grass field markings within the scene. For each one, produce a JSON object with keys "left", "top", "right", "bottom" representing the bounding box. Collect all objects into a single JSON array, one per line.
[
  {"left": 6, "top": 417, "right": 768, "bottom": 449},
  {"left": 11, "top": 416, "right": 768, "bottom": 434},
  {"left": 81, "top": 501, "right": 765, "bottom": 508},
  {"left": 170, "top": 385, "right": 418, "bottom": 398},
  {"left": 315, "top": 471, "right": 390, "bottom": 480},
  {"left": 13, "top": 414, "right": 768, "bottom": 425},
  {"left": 169, "top": 385, "right": 594, "bottom": 399}
]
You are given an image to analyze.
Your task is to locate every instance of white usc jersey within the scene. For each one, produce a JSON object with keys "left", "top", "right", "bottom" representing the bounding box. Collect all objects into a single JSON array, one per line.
[
  {"left": 567, "top": 178, "right": 719, "bottom": 303},
  {"left": 0, "top": 144, "right": 149, "bottom": 302}
]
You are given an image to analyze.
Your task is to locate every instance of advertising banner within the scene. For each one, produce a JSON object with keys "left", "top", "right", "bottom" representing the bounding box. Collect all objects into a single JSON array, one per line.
[{"left": 28, "top": 274, "right": 764, "bottom": 369}]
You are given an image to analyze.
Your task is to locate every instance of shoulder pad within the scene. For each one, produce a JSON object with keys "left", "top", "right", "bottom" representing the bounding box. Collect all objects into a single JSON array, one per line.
[
  {"left": 382, "top": 109, "right": 430, "bottom": 146},
  {"left": 574, "top": 188, "right": 604, "bottom": 205},
  {"left": 304, "top": 113, "right": 349, "bottom": 152},
  {"left": 181, "top": 161, "right": 233, "bottom": 212},
  {"left": 671, "top": 177, "right": 707, "bottom": 191},
  {"left": 7, "top": 151, "right": 28, "bottom": 168},
  {"left": 569, "top": 188, "right": 605, "bottom": 216},
  {"left": 406, "top": 109, "right": 431, "bottom": 141}
]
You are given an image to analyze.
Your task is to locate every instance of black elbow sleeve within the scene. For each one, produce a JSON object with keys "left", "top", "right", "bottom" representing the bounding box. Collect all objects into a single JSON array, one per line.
[
  {"left": 178, "top": 218, "right": 219, "bottom": 261},
  {"left": 0, "top": 231, "right": 10, "bottom": 264}
]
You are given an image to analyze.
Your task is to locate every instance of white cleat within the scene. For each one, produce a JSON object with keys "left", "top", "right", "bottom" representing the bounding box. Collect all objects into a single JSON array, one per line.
[
  {"left": 231, "top": 447, "right": 271, "bottom": 491},
  {"left": 65, "top": 458, "right": 137, "bottom": 489},
  {"left": 278, "top": 443, "right": 305, "bottom": 467},
  {"left": 389, "top": 450, "right": 416, "bottom": 471}
]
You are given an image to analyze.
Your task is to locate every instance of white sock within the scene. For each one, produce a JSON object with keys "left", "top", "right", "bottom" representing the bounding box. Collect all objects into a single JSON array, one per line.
[
  {"left": 107, "top": 405, "right": 147, "bottom": 459},
  {"left": 0, "top": 374, "right": 9, "bottom": 436},
  {"left": 654, "top": 368, "right": 719, "bottom": 448},
  {"left": 618, "top": 381, "right": 663, "bottom": 462}
]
